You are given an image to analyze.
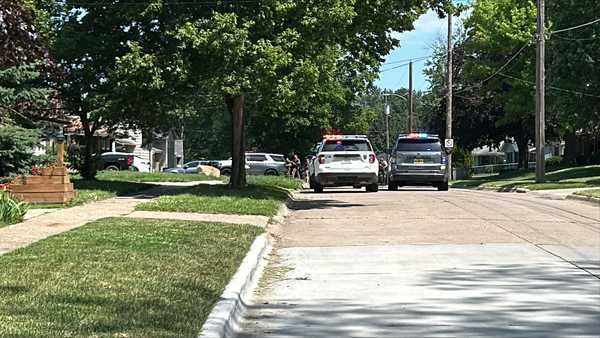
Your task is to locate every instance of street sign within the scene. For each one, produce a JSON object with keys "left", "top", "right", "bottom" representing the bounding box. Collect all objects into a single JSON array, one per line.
[{"left": 444, "top": 138, "right": 454, "bottom": 149}]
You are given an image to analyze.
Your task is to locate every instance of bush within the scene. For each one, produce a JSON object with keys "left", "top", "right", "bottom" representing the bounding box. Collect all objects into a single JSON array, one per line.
[
  {"left": 0, "top": 125, "right": 42, "bottom": 177},
  {"left": 545, "top": 156, "right": 562, "bottom": 168},
  {"left": 452, "top": 147, "right": 474, "bottom": 168},
  {"left": 0, "top": 191, "right": 28, "bottom": 226}
]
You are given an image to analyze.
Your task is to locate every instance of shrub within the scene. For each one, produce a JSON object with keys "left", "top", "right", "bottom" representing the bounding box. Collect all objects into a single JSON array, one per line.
[
  {"left": 452, "top": 147, "right": 474, "bottom": 168},
  {"left": 0, "top": 125, "right": 42, "bottom": 177},
  {"left": 0, "top": 191, "right": 28, "bottom": 225},
  {"left": 545, "top": 156, "right": 562, "bottom": 168}
]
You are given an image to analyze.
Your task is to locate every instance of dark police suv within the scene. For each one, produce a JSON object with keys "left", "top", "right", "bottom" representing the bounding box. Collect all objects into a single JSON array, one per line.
[{"left": 388, "top": 133, "right": 449, "bottom": 191}]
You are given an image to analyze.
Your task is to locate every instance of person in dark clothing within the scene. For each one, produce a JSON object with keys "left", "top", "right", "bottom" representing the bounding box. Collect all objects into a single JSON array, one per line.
[{"left": 67, "top": 139, "right": 80, "bottom": 169}]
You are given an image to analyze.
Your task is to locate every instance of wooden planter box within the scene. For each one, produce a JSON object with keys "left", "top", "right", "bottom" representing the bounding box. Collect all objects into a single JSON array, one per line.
[{"left": 10, "top": 166, "right": 74, "bottom": 204}]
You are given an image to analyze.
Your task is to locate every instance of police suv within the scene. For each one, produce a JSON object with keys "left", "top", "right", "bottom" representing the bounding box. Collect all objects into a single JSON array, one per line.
[
  {"left": 388, "top": 133, "right": 449, "bottom": 191},
  {"left": 309, "top": 135, "right": 379, "bottom": 193}
]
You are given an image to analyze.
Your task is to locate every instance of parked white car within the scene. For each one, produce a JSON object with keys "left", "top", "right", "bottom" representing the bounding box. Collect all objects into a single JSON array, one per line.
[
  {"left": 132, "top": 156, "right": 151, "bottom": 172},
  {"left": 219, "top": 153, "right": 285, "bottom": 176}
]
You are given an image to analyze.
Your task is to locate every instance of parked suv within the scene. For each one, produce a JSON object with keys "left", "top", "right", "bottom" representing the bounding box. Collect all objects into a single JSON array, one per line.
[
  {"left": 388, "top": 133, "right": 449, "bottom": 191},
  {"left": 219, "top": 153, "right": 286, "bottom": 176},
  {"left": 308, "top": 135, "right": 379, "bottom": 193},
  {"left": 98, "top": 152, "right": 134, "bottom": 171}
]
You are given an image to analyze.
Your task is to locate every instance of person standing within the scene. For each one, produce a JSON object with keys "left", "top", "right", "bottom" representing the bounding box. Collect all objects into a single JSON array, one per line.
[
  {"left": 67, "top": 139, "right": 80, "bottom": 170},
  {"left": 292, "top": 153, "right": 301, "bottom": 179}
]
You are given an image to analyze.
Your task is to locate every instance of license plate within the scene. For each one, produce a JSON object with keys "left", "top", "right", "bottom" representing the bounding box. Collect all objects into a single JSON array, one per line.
[
  {"left": 342, "top": 161, "right": 352, "bottom": 164},
  {"left": 414, "top": 159, "right": 424, "bottom": 164}
]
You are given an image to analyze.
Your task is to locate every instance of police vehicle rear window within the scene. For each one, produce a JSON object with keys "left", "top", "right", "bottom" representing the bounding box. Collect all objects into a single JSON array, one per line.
[
  {"left": 395, "top": 138, "right": 442, "bottom": 152},
  {"left": 322, "top": 140, "right": 372, "bottom": 152},
  {"left": 270, "top": 155, "right": 285, "bottom": 162}
]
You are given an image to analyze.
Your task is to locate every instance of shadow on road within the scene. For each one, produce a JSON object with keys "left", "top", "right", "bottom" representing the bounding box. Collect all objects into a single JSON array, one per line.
[
  {"left": 289, "top": 199, "right": 366, "bottom": 211},
  {"left": 240, "top": 262, "right": 600, "bottom": 337}
]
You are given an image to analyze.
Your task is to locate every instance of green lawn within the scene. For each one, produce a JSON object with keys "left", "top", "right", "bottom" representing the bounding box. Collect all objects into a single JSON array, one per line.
[
  {"left": 29, "top": 178, "right": 154, "bottom": 209},
  {"left": 575, "top": 189, "right": 600, "bottom": 199},
  {"left": 95, "top": 170, "right": 225, "bottom": 183},
  {"left": 0, "top": 217, "right": 262, "bottom": 337},
  {"left": 137, "top": 176, "right": 302, "bottom": 216},
  {"left": 452, "top": 165, "right": 600, "bottom": 191}
]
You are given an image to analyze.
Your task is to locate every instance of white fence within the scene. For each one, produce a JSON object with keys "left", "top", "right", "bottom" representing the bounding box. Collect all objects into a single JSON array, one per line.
[{"left": 470, "top": 162, "right": 536, "bottom": 176}]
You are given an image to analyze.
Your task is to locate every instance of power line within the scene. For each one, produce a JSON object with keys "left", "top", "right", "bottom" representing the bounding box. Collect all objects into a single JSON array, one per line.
[
  {"left": 380, "top": 57, "right": 428, "bottom": 73},
  {"left": 550, "top": 18, "right": 600, "bottom": 35},
  {"left": 498, "top": 72, "right": 600, "bottom": 99},
  {"left": 453, "top": 40, "right": 533, "bottom": 94},
  {"left": 383, "top": 56, "right": 430, "bottom": 65},
  {"left": 551, "top": 35, "right": 600, "bottom": 42}
]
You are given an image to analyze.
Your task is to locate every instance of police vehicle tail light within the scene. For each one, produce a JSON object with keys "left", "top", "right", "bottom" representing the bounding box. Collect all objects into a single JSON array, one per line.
[
  {"left": 318, "top": 155, "right": 326, "bottom": 164},
  {"left": 368, "top": 154, "right": 376, "bottom": 164}
]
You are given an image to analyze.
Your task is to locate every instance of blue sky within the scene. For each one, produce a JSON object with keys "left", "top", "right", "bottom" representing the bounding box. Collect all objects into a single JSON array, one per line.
[{"left": 375, "top": 9, "right": 470, "bottom": 92}]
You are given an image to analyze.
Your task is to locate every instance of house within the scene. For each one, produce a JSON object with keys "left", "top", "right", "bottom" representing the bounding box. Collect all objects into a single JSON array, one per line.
[
  {"left": 471, "top": 140, "right": 519, "bottom": 167},
  {"left": 471, "top": 139, "right": 561, "bottom": 170},
  {"left": 114, "top": 129, "right": 184, "bottom": 171},
  {"left": 64, "top": 117, "right": 184, "bottom": 172}
]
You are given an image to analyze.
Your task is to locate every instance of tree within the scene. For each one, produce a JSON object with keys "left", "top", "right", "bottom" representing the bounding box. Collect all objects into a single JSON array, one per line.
[
  {"left": 0, "top": 0, "right": 57, "bottom": 178},
  {"left": 151, "top": 1, "right": 451, "bottom": 187},
  {"left": 545, "top": 0, "right": 600, "bottom": 164},
  {"left": 0, "top": 0, "right": 55, "bottom": 124}
]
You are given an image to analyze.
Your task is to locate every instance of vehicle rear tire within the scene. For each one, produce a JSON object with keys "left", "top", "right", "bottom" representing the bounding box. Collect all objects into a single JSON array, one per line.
[
  {"left": 313, "top": 183, "right": 324, "bottom": 193},
  {"left": 220, "top": 168, "right": 231, "bottom": 176},
  {"left": 105, "top": 165, "right": 119, "bottom": 171},
  {"left": 388, "top": 182, "right": 398, "bottom": 191},
  {"left": 437, "top": 182, "right": 449, "bottom": 191},
  {"left": 264, "top": 169, "right": 278, "bottom": 176},
  {"left": 366, "top": 183, "right": 379, "bottom": 193},
  {"left": 309, "top": 176, "right": 316, "bottom": 189}
]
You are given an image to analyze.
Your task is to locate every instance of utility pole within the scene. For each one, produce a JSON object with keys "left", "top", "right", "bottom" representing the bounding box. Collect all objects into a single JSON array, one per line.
[
  {"left": 535, "top": 0, "right": 546, "bottom": 182},
  {"left": 385, "top": 98, "right": 390, "bottom": 151},
  {"left": 408, "top": 61, "right": 414, "bottom": 132},
  {"left": 446, "top": 10, "right": 453, "bottom": 180}
]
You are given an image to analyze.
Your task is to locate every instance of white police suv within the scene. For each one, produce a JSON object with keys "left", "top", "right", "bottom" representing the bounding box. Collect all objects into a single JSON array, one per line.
[{"left": 308, "top": 135, "right": 379, "bottom": 193}]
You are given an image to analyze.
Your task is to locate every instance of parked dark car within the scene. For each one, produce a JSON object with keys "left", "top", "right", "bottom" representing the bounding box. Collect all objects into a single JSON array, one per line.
[{"left": 98, "top": 152, "right": 134, "bottom": 171}]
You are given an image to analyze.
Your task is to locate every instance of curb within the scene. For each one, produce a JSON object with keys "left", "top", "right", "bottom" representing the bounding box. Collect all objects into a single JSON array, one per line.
[
  {"left": 452, "top": 186, "right": 529, "bottom": 193},
  {"left": 566, "top": 194, "right": 600, "bottom": 205},
  {"left": 198, "top": 234, "right": 272, "bottom": 338}
]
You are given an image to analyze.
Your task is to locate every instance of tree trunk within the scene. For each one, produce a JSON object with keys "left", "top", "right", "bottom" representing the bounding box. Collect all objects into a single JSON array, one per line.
[
  {"left": 81, "top": 119, "right": 97, "bottom": 180},
  {"left": 516, "top": 133, "right": 529, "bottom": 170},
  {"left": 226, "top": 94, "right": 247, "bottom": 188},
  {"left": 563, "top": 131, "right": 578, "bottom": 165}
]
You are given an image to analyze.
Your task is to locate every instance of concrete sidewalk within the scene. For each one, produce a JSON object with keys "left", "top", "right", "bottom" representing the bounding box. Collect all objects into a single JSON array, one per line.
[{"left": 0, "top": 182, "right": 199, "bottom": 255}]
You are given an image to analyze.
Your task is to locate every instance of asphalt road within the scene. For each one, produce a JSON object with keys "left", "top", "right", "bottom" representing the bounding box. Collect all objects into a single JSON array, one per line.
[{"left": 237, "top": 187, "right": 600, "bottom": 338}]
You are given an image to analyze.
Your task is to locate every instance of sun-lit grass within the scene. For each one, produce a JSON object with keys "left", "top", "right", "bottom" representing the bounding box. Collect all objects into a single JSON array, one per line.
[
  {"left": 95, "top": 170, "right": 225, "bottom": 183},
  {"left": 0, "top": 217, "right": 262, "bottom": 337},
  {"left": 28, "top": 178, "right": 154, "bottom": 209},
  {"left": 137, "top": 175, "right": 302, "bottom": 216},
  {"left": 452, "top": 165, "right": 600, "bottom": 191},
  {"left": 575, "top": 189, "right": 600, "bottom": 199}
]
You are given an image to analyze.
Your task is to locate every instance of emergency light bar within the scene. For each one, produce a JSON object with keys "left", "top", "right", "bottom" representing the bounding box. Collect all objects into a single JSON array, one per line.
[
  {"left": 397, "top": 133, "right": 437, "bottom": 139},
  {"left": 323, "top": 134, "right": 368, "bottom": 140}
]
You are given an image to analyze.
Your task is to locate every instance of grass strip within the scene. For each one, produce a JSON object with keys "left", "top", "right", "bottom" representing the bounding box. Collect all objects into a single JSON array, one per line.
[
  {"left": 452, "top": 165, "right": 600, "bottom": 190},
  {"left": 136, "top": 176, "right": 302, "bottom": 217},
  {"left": 575, "top": 189, "right": 600, "bottom": 199},
  {"left": 0, "top": 217, "right": 262, "bottom": 338},
  {"left": 95, "top": 171, "right": 225, "bottom": 183},
  {"left": 29, "top": 179, "right": 154, "bottom": 209}
]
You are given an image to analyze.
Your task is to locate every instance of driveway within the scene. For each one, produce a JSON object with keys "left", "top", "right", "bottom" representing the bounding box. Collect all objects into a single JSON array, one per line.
[{"left": 237, "top": 188, "right": 600, "bottom": 337}]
